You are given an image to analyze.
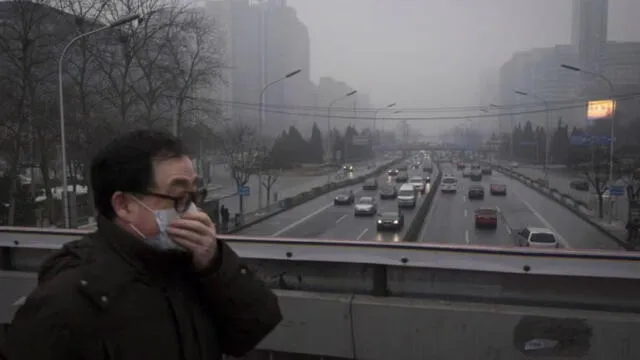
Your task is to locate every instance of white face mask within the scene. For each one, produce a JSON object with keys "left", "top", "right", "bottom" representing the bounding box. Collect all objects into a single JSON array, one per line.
[{"left": 131, "top": 199, "right": 198, "bottom": 252}]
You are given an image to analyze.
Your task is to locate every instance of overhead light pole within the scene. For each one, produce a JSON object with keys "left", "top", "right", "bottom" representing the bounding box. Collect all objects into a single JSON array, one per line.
[
  {"left": 58, "top": 13, "right": 141, "bottom": 228},
  {"left": 327, "top": 90, "right": 357, "bottom": 163},
  {"left": 257, "top": 68, "right": 301, "bottom": 208},
  {"left": 514, "top": 90, "right": 551, "bottom": 178}
]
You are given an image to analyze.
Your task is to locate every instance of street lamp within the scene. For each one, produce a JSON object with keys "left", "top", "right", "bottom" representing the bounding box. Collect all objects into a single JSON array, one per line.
[
  {"left": 327, "top": 90, "right": 357, "bottom": 163},
  {"left": 489, "top": 103, "right": 516, "bottom": 161},
  {"left": 58, "top": 13, "right": 141, "bottom": 228},
  {"left": 257, "top": 68, "right": 301, "bottom": 208},
  {"left": 561, "top": 63, "right": 616, "bottom": 183},
  {"left": 513, "top": 90, "right": 551, "bottom": 178}
]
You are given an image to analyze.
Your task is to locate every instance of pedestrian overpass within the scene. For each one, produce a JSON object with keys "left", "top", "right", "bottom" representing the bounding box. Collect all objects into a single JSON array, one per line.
[{"left": 1, "top": 227, "right": 638, "bottom": 359}]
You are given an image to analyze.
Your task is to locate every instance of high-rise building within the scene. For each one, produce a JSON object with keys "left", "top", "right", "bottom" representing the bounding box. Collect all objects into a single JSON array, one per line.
[
  {"left": 208, "top": 0, "right": 312, "bottom": 136},
  {"left": 571, "top": 0, "right": 608, "bottom": 73}
]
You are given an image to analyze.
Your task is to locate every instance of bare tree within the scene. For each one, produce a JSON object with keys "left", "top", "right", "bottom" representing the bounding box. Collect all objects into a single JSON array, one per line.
[
  {"left": 0, "top": 0, "right": 67, "bottom": 225},
  {"left": 579, "top": 148, "right": 624, "bottom": 219},
  {"left": 162, "top": 7, "right": 225, "bottom": 136},
  {"left": 258, "top": 145, "right": 281, "bottom": 206},
  {"left": 216, "top": 122, "right": 258, "bottom": 216}
]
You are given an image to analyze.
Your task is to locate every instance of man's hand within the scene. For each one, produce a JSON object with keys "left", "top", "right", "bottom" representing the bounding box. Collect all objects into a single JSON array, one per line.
[{"left": 167, "top": 210, "right": 218, "bottom": 270}]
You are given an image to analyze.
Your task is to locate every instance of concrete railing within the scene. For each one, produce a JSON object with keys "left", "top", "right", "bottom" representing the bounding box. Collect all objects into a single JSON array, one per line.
[{"left": 2, "top": 228, "right": 640, "bottom": 359}]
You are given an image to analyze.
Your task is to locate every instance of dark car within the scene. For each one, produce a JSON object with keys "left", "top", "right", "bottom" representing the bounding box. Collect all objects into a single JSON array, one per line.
[
  {"left": 570, "top": 180, "right": 589, "bottom": 191},
  {"left": 363, "top": 178, "right": 378, "bottom": 190},
  {"left": 481, "top": 166, "right": 492, "bottom": 175},
  {"left": 398, "top": 164, "right": 408, "bottom": 172},
  {"left": 423, "top": 166, "right": 433, "bottom": 173},
  {"left": 387, "top": 168, "right": 399, "bottom": 176},
  {"left": 376, "top": 211, "right": 405, "bottom": 231},
  {"left": 468, "top": 185, "right": 485, "bottom": 199},
  {"left": 334, "top": 191, "right": 355, "bottom": 205},
  {"left": 457, "top": 163, "right": 466, "bottom": 170},
  {"left": 470, "top": 170, "right": 482, "bottom": 182},
  {"left": 396, "top": 171, "right": 409, "bottom": 183},
  {"left": 379, "top": 186, "right": 398, "bottom": 199}
]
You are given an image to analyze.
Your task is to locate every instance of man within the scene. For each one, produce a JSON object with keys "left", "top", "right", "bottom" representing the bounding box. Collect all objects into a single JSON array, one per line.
[{"left": 0, "top": 130, "right": 282, "bottom": 359}]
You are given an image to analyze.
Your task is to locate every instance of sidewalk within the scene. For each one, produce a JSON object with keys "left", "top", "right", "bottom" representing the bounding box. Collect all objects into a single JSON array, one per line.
[{"left": 505, "top": 165, "right": 629, "bottom": 243}]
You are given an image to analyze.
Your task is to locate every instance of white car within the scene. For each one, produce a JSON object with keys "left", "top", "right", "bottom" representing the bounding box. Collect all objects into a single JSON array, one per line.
[
  {"left": 462, "top": 168, "right": 471, "bottom": 177},
  {"left": 354, "top": 196, "right": 377, "bottom": 216},
  {"left": 409, "top": 176, "right": 426, "bottom": 194},
  {"left": 516, "top": 227, "right": 559, "bottom": 248},
  {"left": 441, "top": 177, "right": 458, "bottom": 192}
]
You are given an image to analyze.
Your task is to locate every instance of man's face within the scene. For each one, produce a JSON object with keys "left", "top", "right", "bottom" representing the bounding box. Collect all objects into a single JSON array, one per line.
[{"left": 124, "top": 155, "right": 197, "bottom": 237}]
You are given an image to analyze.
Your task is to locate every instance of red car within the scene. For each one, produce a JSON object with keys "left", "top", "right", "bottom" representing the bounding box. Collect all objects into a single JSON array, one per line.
[
  {"left": 490, "top": 183, "right": 507, "bottom": 195},
  {"left": 474, "top": 208, "right": 498, "bottom": 228}
]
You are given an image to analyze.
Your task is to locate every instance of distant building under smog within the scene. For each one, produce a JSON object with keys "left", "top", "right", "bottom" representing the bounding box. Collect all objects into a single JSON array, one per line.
[{"left": 498, "top": 0, "right": 640, "bottom": 131}]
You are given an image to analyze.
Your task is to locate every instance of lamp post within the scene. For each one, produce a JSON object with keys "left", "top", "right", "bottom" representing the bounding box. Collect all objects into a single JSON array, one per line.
[
  {"left": 257, "top": 68, "right": 301, "bottom": 208},
  {"left": 561, "top": 64, "right": 616, "bottom": 183},
  {"left": 327, "top": 90, "right": 357, "bottom": 163},
  {"left": 58, "top": 14, "right": 141, "bottom": 228},
  {"left": 514, "top": 90, "right": 551, "bottom": 178}
]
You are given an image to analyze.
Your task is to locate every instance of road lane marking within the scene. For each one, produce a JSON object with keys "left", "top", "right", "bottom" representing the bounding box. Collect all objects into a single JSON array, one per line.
[
  {"left": 511, "top": 189, "right": 571, "bottom": 248},
  {"left": 463, "top": 195, "right": 467, "bottom": 202},
  {"left": 272, "top": 202, "right": 333, "bottom": 236},
  {"left": 465, "top": 230, "right": 470, "bottom": 244},
  {"left": 357, "top": 228, "right": 369, "bottom": 241},
  {"left": 464, "top": 209, "right": 467, "bottom": 217},
  {"left": 336, "top": 214, "right": 347, "bottom": 223}
]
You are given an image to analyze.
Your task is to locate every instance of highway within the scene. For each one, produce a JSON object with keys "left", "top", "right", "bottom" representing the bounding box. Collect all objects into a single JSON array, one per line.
[
  {"left": 420, "top": 163, "right": 623, "bottom": 250},
  {"left": 238, "top": 166, "right": 435, "bottom": 242}
]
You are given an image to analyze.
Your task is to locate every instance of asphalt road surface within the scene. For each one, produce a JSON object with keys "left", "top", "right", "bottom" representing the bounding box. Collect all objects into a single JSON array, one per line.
[
  {"left": 238, "top": 167, "right": 436, "bottom": 242},
  {"left": 420, "top": 163, "right": 623, "bottom": 250}
]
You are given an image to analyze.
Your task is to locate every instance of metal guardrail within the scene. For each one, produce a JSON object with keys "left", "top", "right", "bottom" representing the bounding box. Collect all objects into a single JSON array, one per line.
[{"left": 2, "top": 229, "right": 640, "bottom": 359}]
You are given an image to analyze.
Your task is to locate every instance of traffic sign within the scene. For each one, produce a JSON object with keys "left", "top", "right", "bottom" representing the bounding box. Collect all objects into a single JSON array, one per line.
[
  {"left": 570, "top": 135, "right": 615, "bottom": 146},
  {"left": 609, "top": 185, "right": 625, "bottom": 197},
  {"left": 238, "top": 186, "right": 250, "bottom": 196}
]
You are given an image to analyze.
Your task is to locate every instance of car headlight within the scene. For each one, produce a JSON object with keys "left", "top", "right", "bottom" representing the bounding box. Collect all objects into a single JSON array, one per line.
[
  {"left": 377, "top": 220, "right": 382, "bottom": 224},
  {"left": 393, "top": 220, "right": 398, "bottom": 224}
]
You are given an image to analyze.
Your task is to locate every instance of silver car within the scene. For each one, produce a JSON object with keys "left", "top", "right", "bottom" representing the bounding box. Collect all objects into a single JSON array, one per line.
[{"left": 354, "top": 196, "right": 377, "bottom": 216}]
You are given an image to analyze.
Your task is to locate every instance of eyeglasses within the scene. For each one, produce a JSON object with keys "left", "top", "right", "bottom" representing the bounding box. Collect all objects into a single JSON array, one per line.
[{"left": 139, "top": 188, "right": 208, "bottom": 213}]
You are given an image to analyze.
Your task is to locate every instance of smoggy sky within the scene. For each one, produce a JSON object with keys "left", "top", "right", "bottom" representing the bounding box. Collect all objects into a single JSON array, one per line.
[{"left": 287, "top": 0, "right": 640, "bottom": 114}]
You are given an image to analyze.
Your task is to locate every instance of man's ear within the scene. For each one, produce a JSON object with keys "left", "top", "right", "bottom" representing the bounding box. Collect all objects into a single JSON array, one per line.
[{"left": 111, "top": 191, "right": 137, "bottom": 222}]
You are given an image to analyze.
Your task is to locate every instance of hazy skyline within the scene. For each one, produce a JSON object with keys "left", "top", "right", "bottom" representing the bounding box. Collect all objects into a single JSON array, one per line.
[{"left": 287, "top": 0, "right": 640, "bottom": 114}]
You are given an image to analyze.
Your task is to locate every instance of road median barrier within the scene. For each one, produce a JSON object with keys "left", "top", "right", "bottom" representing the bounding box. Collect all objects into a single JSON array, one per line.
[
  {"left": 489, "top": 163, "right": 634, "bottom": 250},
  {"left": 403, "top": 165, "right": 442, "bottom": 242},
  {"left": 223, "top": 157, "right": 406, "bottom": 234}
]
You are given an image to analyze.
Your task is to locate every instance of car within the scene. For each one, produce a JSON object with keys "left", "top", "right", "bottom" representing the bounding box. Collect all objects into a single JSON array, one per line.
[
  {"left": 387, "top": 169, "right": 399, "bottom": 176},
  {"left": 470, "top": 170, "right": 482, "bottom": 181},
  {"left": 423, "top": 166, "right": 433, "bottom": 173},
  {"left": 516, "top": 227, "right": 559, "bottom": 248},
  {"left": 354, "top": 196, "right": 377, "bottom": 216},
  {"left": 467, "top": 185, "right": 485, "bottom": 199},
  {"left": 471, "top": 164, "right": 481, "bottom": 170},
  {"left": 334, "top": 191, "right": 355, "bottom": 205},
  {"left": 457, "top": 163, "right": 466, "bottom": 170},
  {"left": 424, "top": 175, "right": 431, "bottom": 183},
  {"left": 409, "top": 176, "right": 426, "bottom": 194},
  {"left": 397, "top": 183, "right": 417, "bottom": 208},
  {"left": 570, "top": 179, "right": 589, "bottom": 191},
  {"left": 462, "top": 168, "right": 472, "bottom": 177},
  {"left": 441, "top": 177, "right": 458, "bottom": 193},
  {"left": 376, "top": 211, "right": 405, "bottom": 231},
  {"left": 363, "top": 178, "right": 378, "bottom": 190},
  {"left": 474, "top": 208, "right": 498, "bottom": 228},
  {"left": 490, "top": 183, "right": 507, "bottom": 195},
  {"left": 481, "top": 166, "right": 492, "bottom": 175},
  {"left": 396, "top": 171, "right": 409, "bottom": 183},
  {"left": 343, "top": 164, "right": 354, "bottom": 173},
  {"left": 379, "top": 186, "right": 398, "bottom": 199},
  {"left": 398, "top": 164, "right": 408, "bottom": 171}
]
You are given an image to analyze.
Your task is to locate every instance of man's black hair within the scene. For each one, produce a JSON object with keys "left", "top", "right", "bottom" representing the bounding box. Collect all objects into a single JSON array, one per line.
[{"left": 90, "top": 130, "right": 187, "bottom": 220}]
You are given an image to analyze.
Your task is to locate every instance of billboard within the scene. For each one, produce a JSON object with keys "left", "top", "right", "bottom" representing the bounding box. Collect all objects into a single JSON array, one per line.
[{"left": 587, "top": 99, "right": 615, "bottom": 121}]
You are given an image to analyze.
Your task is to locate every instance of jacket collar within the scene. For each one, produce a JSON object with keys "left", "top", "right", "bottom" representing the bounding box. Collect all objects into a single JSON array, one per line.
[{"left": 95, "top": 215, "right": 192, "bottom": 276}]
